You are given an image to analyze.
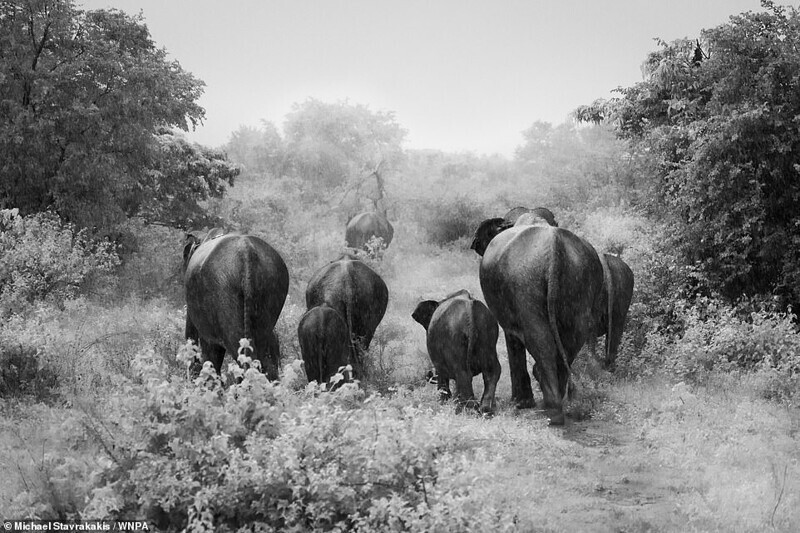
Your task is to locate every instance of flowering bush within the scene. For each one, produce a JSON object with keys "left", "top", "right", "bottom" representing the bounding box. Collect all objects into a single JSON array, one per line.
[{"left": 5, "top": 343, "right": 516, "bottom": 531}]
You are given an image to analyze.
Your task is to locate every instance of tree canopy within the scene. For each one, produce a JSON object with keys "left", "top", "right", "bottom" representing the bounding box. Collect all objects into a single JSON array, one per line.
[
  {"left": 282, "top": 98, "right": 407, "bottom": 190},
  {"left": 577, "top": 1, "right": 800, "bottom": 310},
  {"left": 0, "top": 0, "right": 236, "bottom": 230}
]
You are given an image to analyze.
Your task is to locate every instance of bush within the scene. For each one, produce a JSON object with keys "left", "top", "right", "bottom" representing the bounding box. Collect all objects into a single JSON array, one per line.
[
  {"left": 0, "top": 344, "right": 59, "bottom": 402},
  {"left": 0, "top": 209, "right": 119, "bottom": 315},
  {"left": 667, "top": 298, "right": 800, "bottom": 384},
  {"left": 421, "top": 196, "right": 486, "bottom": 246},
  {"left": 7, "top": 347, "right": 517, "bottom": 531},
  {"left": 0, "top": 297, "right": 185, "bottom": 399},
  {"left": 113, "top": 218, "right": 185, "bottom": 302}
]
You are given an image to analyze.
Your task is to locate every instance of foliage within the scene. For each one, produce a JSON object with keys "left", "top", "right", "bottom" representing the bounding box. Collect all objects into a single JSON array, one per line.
[
  {"left": 420, "top": 196, "right": 487, "bottom": 246},
  {"left": 112, "top": 217, "right": 186, "bottom": 302},
  {"left": 0, "top": 208, "right": 119, "bottom": 315},
  {"left": 2, "top": 347, "right": 518, "bottom": 531},
  {"left": 668, "top": 298, "right": 800, "bottom": 380},
  {"left": 0, "top": 0, "right": 231, "bottom": 230},
  {"left": 282, "top": 98, "right": 407, "bottom": 191},
  {"left": 135, "top": 129, "right": 240, "bottom": 229},
  {"left": 578, "top": 1, "right": 800, "bottom": 309},
  {"left": 224, "top": 121, "right": 285, "bottom": 177},
  {"left": 514, "top": 122, "right": 645, "bottom": 210},
  {"left": 0, "top": 344, "right": 59, "bottom": 401}
]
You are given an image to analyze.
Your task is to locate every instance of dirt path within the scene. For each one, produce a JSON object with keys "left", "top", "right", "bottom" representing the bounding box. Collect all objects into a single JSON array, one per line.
[{"left": 480, "top": 382, "right": 800, "bottom": 532}]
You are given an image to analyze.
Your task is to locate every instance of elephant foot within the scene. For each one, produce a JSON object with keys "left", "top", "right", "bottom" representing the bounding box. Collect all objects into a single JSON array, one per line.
[
  {"left": 548, "top": 412, "right": 566, "bottom": 426},
  {"left": 514, "top": 397, "right": 536, "bottom": 410},
  {"left": 479, "top": 403, "right": 495, "bottom": 416}
]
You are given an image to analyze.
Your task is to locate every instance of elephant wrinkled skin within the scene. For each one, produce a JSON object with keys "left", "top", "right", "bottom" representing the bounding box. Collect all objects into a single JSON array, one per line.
[
  {"left": 412, "top": 290, "right": 501, "bottom": 414},
  {"left": 345, "top": 211, "right": 394, "bottom": 251},
  {"left": 298, "top": 304, "right": 350, "bottom": 387},
  {"left": 306, "top": 255, "right": 389, "bottom": 379},
  {"left": 470, "top": 219, "right": 606, "bottom": 425},
  {"left": 184, "top": 231, "right": 289, "bottom": 380}
]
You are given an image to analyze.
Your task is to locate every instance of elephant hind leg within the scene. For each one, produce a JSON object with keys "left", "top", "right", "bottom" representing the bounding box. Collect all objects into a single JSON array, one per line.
[
  {"left": 522, "top": 322, "right": 564, "bottom": 412},
  {"left": 453, "top": 367, "right": 477, "bottom": 413},
  {"left": 435, "top": 370, "right": 452, "bottom": 402},
  {"left": 194, "top": 339, "right": 226, "bottom": 376},
  {"left": 505, "top": 332, "right": 534, "bottom": 408},
  {"left": 479, "top": 356, "right": 501, "bottom": 415}
]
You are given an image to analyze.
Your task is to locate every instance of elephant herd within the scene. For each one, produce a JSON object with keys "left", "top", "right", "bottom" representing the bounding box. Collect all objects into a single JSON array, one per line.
[{"left": 183, "top": 207, "right": 634, "bottom": 425}]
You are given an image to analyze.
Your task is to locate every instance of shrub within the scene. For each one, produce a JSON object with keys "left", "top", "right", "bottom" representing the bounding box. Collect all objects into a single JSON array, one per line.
[
  {"left": 0, "top": 296, "right": 185, "bottom": 399},
  {"left": 7, "top": 346, "right": 517, "bottom": 530},
  {"left": 113, "top": 218, "right": 185, "bottom": 302},
  {"left": 0, "top": 209, "right": 119, "bottom": 315},
  {"left": 668, "top": 298, "right": 800, "bottom": 383},
  {"left": 421, "top": 196, "right": 486, "bottom": 246},
  {"left": 0, "top": 344, "right": 59, "bottom": 402}
]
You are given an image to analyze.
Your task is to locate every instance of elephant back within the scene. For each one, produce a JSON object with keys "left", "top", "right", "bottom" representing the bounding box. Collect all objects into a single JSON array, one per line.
[
  {"left": 185, "top": 234, "right": 289, "bottom": 327},
  {"left": 306, "top": 257, "right": 388, "bottom": 344},
  {"left": 480, "top": 225, "right": 604, "bottom": 343},
  {"left": 503, "top": 206, "right": 557, "bottom": 227},
  {"left": 345, "top": 212, "right": 394, "bottom": 249}
]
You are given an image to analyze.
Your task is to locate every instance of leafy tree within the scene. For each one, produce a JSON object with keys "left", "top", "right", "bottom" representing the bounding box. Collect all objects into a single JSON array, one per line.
[
  {"left": 514, "top": 121, "right": 641, "bottom": 209},
  {"left": 282, "top": 98, "right": 407, "bottom": 196},
  {"left": 225, "top": 120, "right": 284, "bottom": 178},
  {"left": 578, "top": 1, "right": 800, "bottom": 309},
  {"left": 0, "top": 0, "right": 234, "bottom": 230}
]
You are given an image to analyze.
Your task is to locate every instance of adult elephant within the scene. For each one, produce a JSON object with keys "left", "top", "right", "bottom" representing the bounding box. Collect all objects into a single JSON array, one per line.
[
  {"left": 590, "top": 254, "right": 635, "bottom": 370},
  {"left": 305, "top": 255, "right": 389, "bottom": 379},
  {"left": 411, "top": 290, "right": 501, "bottom": 414},
  {"left": 183, "top": 230, "right": 289, "bottom": 380},
  {"left": 345, "top": 211, "right": 394, "bottom": 251},
  {"left": 503, "top": 206, "right": 558, "bottom": 227},
  {"left": 298, "top": 304, "right": 350, "bottom": 387},
  {"left": 470, "top": 219, "right": 605, "bottom": 425}
]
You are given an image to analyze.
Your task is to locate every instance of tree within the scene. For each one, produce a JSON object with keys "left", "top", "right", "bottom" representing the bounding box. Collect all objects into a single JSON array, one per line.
[
  {"left": 0, "top": 0, "right": 232, "bottom": 229},
  {"left": 282, "top": 99, "right": 407, "bottom": 195},
  {"left": 514, "top": 121, "right": 640, "bottom": 209},
  {"left": 578, "top": 1, "right": 800, "bottom": 309},
  {"left": 225, "top": 121, "right": 284, "bottom": 178}
]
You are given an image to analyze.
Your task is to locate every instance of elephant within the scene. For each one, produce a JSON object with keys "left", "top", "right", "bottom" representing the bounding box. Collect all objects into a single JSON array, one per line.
[
  {"left": 345, "top": 211, "right": 394, "bottom": 251},
  {"left": 305, "top": 254, "right": 389, "bottom": 379},
  {"left": 298, "top": 304, "right": 350, "bottom": 387},
  {"left": 412, "top": 289, "right": 501, "bottom": 414},
  {"left": 503, "top": 206, "right": 558, "bottom": 227},
  {"left": 470, "top": 218, "right": 607, "bottom": 425},
  {"left": 183, "top": 230, "right": 289, "bottom": 380},
  {"left": 589, "top": 253, "right": 635, "bottom": 370}
]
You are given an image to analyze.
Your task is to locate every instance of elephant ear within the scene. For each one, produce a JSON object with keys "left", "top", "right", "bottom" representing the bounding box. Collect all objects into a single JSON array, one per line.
[
  {"left": 411, "top": 300, "right": 439, "bottom": 330},
  {"left": 470, "top": 218, "right": 513, "bottom": 256},
  {"left": 182, "top": 234, "right": 201, "bottom": 267}
]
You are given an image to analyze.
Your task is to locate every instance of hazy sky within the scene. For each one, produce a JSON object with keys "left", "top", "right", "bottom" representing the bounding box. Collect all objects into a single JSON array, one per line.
[{"left": 80, "top": 0, "right": 765, "bottom": 155}]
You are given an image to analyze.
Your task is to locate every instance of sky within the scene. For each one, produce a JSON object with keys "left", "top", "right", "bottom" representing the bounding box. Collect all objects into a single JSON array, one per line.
[{"left": 80, "top": 0, "right": 766, "bottom": 155}]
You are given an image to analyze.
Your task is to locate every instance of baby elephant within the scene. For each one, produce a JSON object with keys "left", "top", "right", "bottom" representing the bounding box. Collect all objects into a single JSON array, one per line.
[
  {"left": 298, "top": 304, "right": 350, "bottom": 388},
  {"left": 412, "top": 290, "right": 501, "bottom": 414}
]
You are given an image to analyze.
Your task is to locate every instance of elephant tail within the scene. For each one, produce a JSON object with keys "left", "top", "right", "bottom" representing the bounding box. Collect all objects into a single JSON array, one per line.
[
  {"left": 599, "top": 253, "right": 614, "bottom": 362},
  {"left": 547, "top": 234, "right": 571, "bottom": 405},
  {"left": 465, "top": 297, "right": 476, "bottom": 372},
  {"left": 343, "top": 266, "right": 360, "bottom": 376},
  {"left": 242, "top": 243, "right": 257, "bottom": 360}
]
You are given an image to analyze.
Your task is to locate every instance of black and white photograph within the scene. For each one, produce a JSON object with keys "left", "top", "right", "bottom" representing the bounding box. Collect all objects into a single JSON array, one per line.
[{"left": 1, "top": 0, "right": 798, "bottom": 530}]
